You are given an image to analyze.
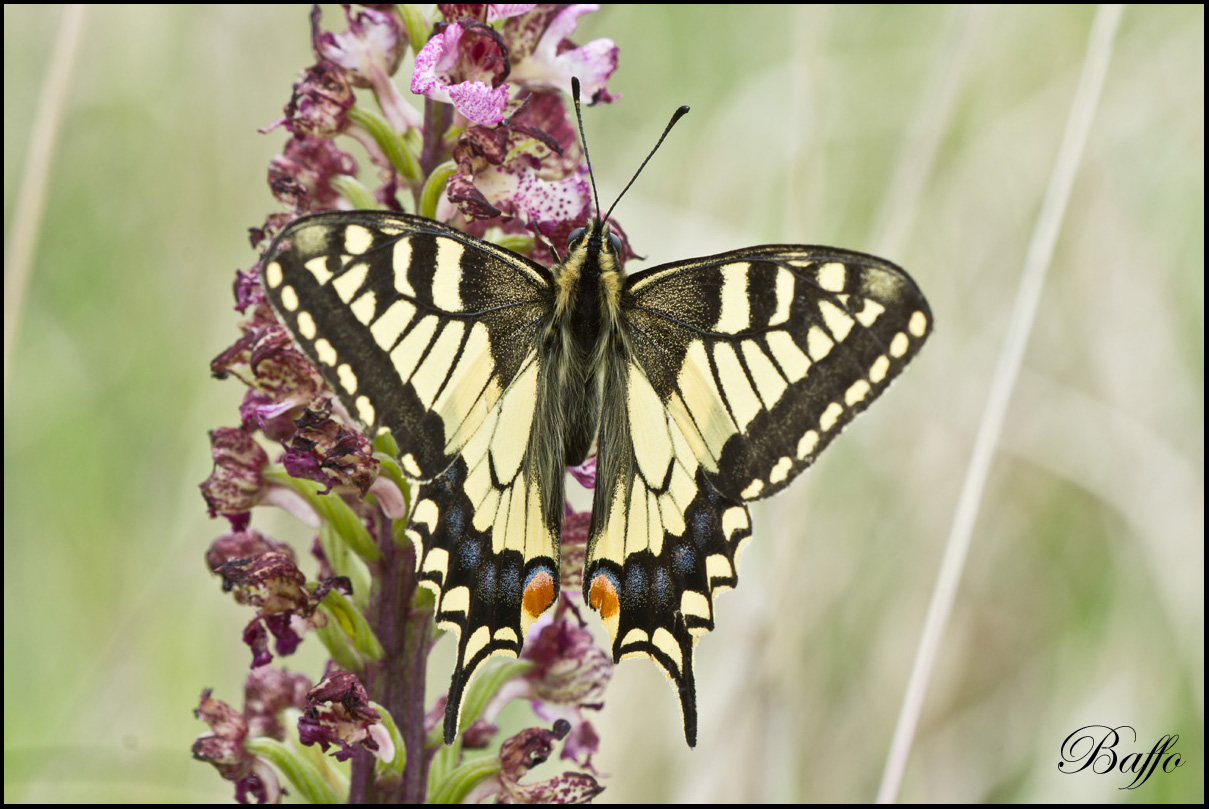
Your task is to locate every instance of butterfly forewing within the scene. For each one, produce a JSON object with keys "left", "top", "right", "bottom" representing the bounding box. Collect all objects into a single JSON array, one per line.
[
  {"left": 260, "top": 211, "right": 552, "bottom": 481},
  {"left": 623, "top": 246, "right": 932, "bottom": 501}
]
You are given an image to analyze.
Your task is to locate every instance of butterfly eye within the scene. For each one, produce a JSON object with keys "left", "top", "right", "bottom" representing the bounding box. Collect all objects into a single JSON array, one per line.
[
  {"left": 607, "top": 232, "right": 622, "bottom": 255},
  {"left": 567, "top": 227, "right": 586, "bottom": 248}
]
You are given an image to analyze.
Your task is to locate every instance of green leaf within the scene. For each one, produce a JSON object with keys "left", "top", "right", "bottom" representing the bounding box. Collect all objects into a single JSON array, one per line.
[
  {"left": 264, "top": 466, "right": 381, "bottom": 562},
  {"left": 244, "top": 736, "right": 343, "bottom": 804}
]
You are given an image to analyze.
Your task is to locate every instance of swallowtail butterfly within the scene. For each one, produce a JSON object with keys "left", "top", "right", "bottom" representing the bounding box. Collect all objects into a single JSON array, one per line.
[{"left": 259, "top": 83, "right": 932, "bottom": 747}]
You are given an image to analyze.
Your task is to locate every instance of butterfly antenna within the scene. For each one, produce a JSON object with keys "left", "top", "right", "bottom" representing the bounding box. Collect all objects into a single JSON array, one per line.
[
  {"left": 603, "top": 101, "right": 690, "bottom": 223},
  {"left": 571, "top": 77, "right": 603, "bottom": 223}
]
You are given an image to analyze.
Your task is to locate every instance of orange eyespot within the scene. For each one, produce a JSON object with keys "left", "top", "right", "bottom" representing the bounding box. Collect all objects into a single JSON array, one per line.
[
  {"left": 522, "top": 569, "right": 555, "bottom": 619},
  {"left": 588, "top": 573, "right": 619, "bottom": 619}
]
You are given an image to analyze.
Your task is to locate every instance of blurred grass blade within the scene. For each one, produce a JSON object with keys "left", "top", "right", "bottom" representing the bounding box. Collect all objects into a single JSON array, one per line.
[
  {"left": 3, "top": 4, "right": 86, "bottom": 401},
  {"left": 876, "top": 5, "right": 1125, "bottom": 802}
]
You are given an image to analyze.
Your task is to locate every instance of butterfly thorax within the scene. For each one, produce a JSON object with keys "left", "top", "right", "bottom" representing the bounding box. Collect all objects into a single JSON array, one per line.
[{"left": 548, "top": 220, "right": 626, "bottom": 466}]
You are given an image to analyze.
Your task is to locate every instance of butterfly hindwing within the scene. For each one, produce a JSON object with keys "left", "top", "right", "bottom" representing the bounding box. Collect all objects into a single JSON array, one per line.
[
  {"left": 585, "top": 246, "right": 932, "bottom": 744},
  {"left": 406, "top": 349, "right": 564, "bottom": 743},
  {"left": 587, "top": 354, "right": 751, "bottom": 746}
]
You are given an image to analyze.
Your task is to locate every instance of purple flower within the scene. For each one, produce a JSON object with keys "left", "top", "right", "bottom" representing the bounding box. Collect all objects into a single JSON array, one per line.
[
  {"left": 211, "top": 548, "right": 351, "bottom": 668},
  {"left": 200, "top": 5, "right": 632, "bottom": 800},
  {"left": 411, "top": 20, "right": 511, "bottom": 125},
  {"left": 464, "top": 720, "right": 604, "bottom": 804},
  {"left": 200, "top": 428, "right": 269, "bottom": 520},
  {"left": 210, "top": 303, "right": 327, "bottom": 426},
  {"left": 298, "top": 672, "right": 392, "bottom": 762},
  {"left": 447, "top": 92, "right": 590, "bottom": 239},
  {"left": 504, "top": 5, "right": 618, "bottom": 103},
  {"left": 205, "top": 527, "right": 296, "bottom": 574},
  {"left": 267, "top": 135, "right": 358, "bottom": 213},
  {"left": 193, "top": 690, "right": 283, "bottom": 804},
  {"left": 311, "top": 4, "right": 419, "bottom": 133},
  {"left": 560, "top": 508, "right": 590, "bottom": 592},
  {"left": 280, "top": 402, "right": 380, "bottom": 496},
  {"left": 244, "top": 666, "right": 313, "bottom": 740},
  {"left": 274, "top": 61, "right": 356, "bottom": 138}
]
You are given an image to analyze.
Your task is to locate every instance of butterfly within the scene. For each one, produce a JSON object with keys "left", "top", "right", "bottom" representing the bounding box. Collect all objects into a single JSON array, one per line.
[{"left": 258, "top": 87, "right": 932, "bottom": 747}]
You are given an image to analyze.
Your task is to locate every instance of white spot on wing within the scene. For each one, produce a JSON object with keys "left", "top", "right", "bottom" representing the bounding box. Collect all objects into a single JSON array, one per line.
[
  {"left": 845, "top": 379, "right": 871, "bottom": 406},
  {"left": 313, "top": 338, "right": 337, "bottom": 366},
  {"left": 411, "top": 496, "right": 437, "bottom": 528},
  {"left": 766, "top": 331, "right": 811, "bottom": 383},
  {"left": 713, "top": 343, "right": 761, "bottom": 432},
  {"left": 769, "top": 269, "right": 794, "bottom": 325},
  {"left": 909, "top": 310, "right": 928, "bottom": 337},
  {"left": 652, "top": 628, "right": 682, "bottom": 669},
  {"left": 441, "top": 584, "right": 472, "bottom": 618},
  {"left": 628, "top": 365, "right": 673, "bottom": 484},
  {"left": 769, "top": 456, "right": 793, "bottom": 484},
  {"left": 305, "top": 256, "right": 333, "bottom": 286},
  {"left": 807, "top": 326, "right": 834, "bottom": 361},
  {"left": 714, "top": 263, "right": 751, "bottom": 333},
  {"left": 337, "top": 363, "right": 357, "bottom": 393},
  {"left": 331, "top": 261, "right": 368, "bottom": 303},
  {"left": 796, "top": 430, "right": 819, "bottom": 459},
  {"left": 741, "top": 479, "right": 763, "bottom": 499},
  {"left": 817, "top": 262, "right": 846, "bottom": 292},
  {"left": 432, "top": 238, "right": 465, "bottom": 311},
  {"left": 422, "top": 547, "right": 448, "bottom": 576},
  {"left": 412, "top": 321, "right": 466, "bottom": 408},
  {"left": 297, "top": 311, "right": 316, "bottom": 340},
  {"left": 681, "top": 590, "right": 711, "bottom": 621},
  {"left": 371, "top": 299, "right": 416, "bottom": 351},
  {"left": 855, "top": 298, "right": 885, "bottom": 327},
  {"left": 889, "top": 332, "right": 909, "bottom": 358},
  {"left": 741, "top": 341, "right": 788, "bottom": 409},
  {"left": 706, "top": 553, "right": 732, "bottom": 581},
  {"left": 621, "top": 628, "right": 650, "bottom": 648},
  {"left": 818, "top": 299, "right": 854, "bottom": 342},
  {"left": 869, "top": 354, "right": 891, "bottom": 384},
  {"left": 819, "top": 401, "right": 843, "bottom": 432},
  {"left": 389, "top": 314, "right": 438, "bottom": 383},
  {"left": 356, "top": 395, "right": 375, "bottom": 426},
  {"left": 265, "top": 261, "right": 283, "bottom": 288},
  {"left": 280, "top": 285, "right": 298, "bottom": 311},
  {"left": 463, "top": 626, "right": 490, "bottom": 664},
  {"left": 392, "top": 239, "right": 415, "bottom": 297},
  {"left": 350, "top": 290, "right": 376, "bottom": 325},
  {"left": 400, "top": 453, "right": 422, "bottom": 477},
  {"left": 721, "top": 506, "right": 748, "bottom": 539},
  {"left": 344, "top": 224, "right": 374, "bottom": 255}
]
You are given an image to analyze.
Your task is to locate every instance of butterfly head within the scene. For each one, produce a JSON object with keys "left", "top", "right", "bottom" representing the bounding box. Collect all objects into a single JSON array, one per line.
[{"left": 566, "top": 220, "right": 623, "bottom": 258}]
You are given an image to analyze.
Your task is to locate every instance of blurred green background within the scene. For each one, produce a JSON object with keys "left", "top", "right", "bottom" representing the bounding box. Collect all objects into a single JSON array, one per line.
[{"left": 4, "top": 4, "right": 1202, "bottom": 803}]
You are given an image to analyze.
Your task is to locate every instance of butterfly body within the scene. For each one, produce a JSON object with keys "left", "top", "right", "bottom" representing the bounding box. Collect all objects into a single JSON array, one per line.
[{"left": 260, "top": 209, "right": 931, "bottom": 747}]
